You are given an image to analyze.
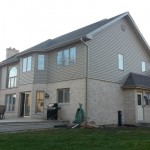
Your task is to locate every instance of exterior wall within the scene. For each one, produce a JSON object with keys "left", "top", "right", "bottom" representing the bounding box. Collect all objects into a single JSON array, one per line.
[
  {"left": 88, "top": 18, "right": 150, "bottom": 84},
  {"left": 33, "top": 53, "right": 48, "bottom": 84},
  {"left": 144, "top": 107, "right": 150, "bottom": 123},
  {"left": 31, "top": 84, "right": 47, "bottom": 119},
  {"left": 0, "top": 87, "right": 19, "bottom": 118},
  {"left": 47, "top": 78, "right": 86, "bottom": 122},
  {"left": 124, "top": 89, "right": 136, "bottom": 125},
  {"left": 1, "top": 66, "right": 7, "bottom": 89},
  {"left": 48, "top": 42, "right": 86, "bottom": 83},
  {"left": 19, "top": 54, "right": 35, "bottom": 85},
  {"left": 88, "top": 79, "right": 124, "bottom": 125}
]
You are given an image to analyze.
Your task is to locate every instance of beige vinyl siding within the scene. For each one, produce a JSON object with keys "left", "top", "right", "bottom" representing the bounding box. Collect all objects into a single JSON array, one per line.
[
  {"left": 48, "top": 43, "right": 86, "bottom": 83},
  {"left": 88, "top": 18, "right": 150, "bottom": 83},
  {"left": 19, "top": 54, "right": 35, "bottom": 85},
  {"left": 33, "top": 53, "right": 48, "bottom": 83},
  {"left": 0, "top": 66, "right": 7, "bottom": 89}
]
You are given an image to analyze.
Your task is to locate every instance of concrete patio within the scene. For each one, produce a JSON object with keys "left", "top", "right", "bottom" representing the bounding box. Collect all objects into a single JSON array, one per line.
[{"left": 0, "top": 118, "right": 69, "bottom": 133}]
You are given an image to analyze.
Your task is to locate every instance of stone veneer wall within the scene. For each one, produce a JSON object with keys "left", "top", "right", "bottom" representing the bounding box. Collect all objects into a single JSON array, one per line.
[
  {"left": 88, "top": 79, "right": 124, "bottom": 125},
  {"left": 124, "top": 89, "right": 136, "bottom": 125},
  {"left": 0, "top": 87, "right": 19, "bottom": 118},
  {"left": 31, "top": 79, "right": 86, "bottom": 122}
]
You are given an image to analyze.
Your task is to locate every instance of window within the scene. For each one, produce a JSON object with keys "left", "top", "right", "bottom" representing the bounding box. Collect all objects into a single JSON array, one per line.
[
  {"left": 142, "top": 61, "right": 146, "bottom": 72},
  {"left": 144, "top": 93, "right": 150, "bottom": 106},
  {"left": 118, "top": 54, "right": 124, "bottom": 70},
  {"left": 8, "top": 67, "right": 17, "bottom": 88},
  {"left": 36, "top": 91, "right": 44, "bottom": 113},
  {"left": 5, "top": 94, "right": 16, "bottom": 111},
  {"left": 57, "top": 51, "right": 63, "bottom": 65},
  {"left": 64, "top": 49, "right": 69, "bottom": 66},
  {"left": 38, "top": 55, "right": 45, "bottom": 70},
  {"left": 57, "top": 89, "right": 70, "bottom": 103},
  {"left": 23, "top": 56, "right": 32, "bottom": 72},
  {"left": 70, "top": 47, "right": 76, "bottom": 64},
  {"left": 57, "top": 47, "right": 76, "bottom": 66}
]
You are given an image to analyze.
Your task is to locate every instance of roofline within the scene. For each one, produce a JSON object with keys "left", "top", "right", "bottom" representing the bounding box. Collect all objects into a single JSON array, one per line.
[
  {"left": 126, "top": 13, "right": 150, "bottom": 56},
  {"left": 86, "top": 12, "right": 129, "bottom": 39},
  {"left": 122, "top": 85, "right": 150, "bottom": 91},
  {"left": 86, "top": 12, "right": 150, "bottom": 57}
]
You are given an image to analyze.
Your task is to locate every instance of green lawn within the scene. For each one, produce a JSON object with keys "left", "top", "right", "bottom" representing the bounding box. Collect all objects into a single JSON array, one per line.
[{"left": 0, "top": 127, "right": 150, "bottom": 150}]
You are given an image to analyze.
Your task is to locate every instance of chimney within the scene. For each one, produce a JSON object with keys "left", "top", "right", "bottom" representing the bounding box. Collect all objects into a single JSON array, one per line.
[{"left": 6, "top": 47, "right": 19, "bottom": 59}]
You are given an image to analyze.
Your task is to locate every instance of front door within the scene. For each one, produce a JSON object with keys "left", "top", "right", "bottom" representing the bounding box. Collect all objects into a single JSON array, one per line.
[
  {"left": 137, "top": 93, "right": 144, "bottom": 121},
  {"left": 24, "top": 93, "right": 31, "bottom": 117}
]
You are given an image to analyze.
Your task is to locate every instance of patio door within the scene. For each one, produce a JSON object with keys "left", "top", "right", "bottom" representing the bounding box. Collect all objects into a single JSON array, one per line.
[
  {"left": 137, "top": 93, "right": 144, "bottom": 121},
  {"left": 24, "top": 92, "right": 31, "bottom": 117}
]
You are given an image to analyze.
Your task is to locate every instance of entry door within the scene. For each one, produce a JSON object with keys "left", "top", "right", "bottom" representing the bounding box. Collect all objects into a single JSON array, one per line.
[
  {"left": 137, "top": 93, "right": 144, "bottom": 121},
  {"left": 24, "top": 93, "right": 31, "bottom": 116}
]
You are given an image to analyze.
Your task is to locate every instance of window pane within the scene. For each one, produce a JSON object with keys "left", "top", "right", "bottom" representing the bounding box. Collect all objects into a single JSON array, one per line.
[
  {"left": 27, "top": 56, "right": 32, "bottom": 71},
  {"left": 142, "top": 61, "right": 146, "bottom": 72},
  {"left": 36, "top": 92, "right": 44, "bottom": 113},
  {"left": 70, "top": 47, "right": 76, "bottom": 64},
  {"left": 58, "top": 90, "right": 63, "bottom": 103},
  {"left": 10, "top": 78, "right": 14, "bottom": 87},
  {"left": 118, "top": 54, "right": 124, "bottom": 70},
  {"left": 57, "top": 51, "right": 63, "bottom": 65},
  {"left": 6, "top": 94, "right": 16, "bottom": 111},
  {"left": 38, "top": 55, "right": 45, "bottom": 70},
  {"left": 23, "top": 58, "right": 27, "bottom": 72},
  {"left": 64, "top": 89, "right": 70, "bottom": 103},
  {"left": 9, "top": 67, "right": 17, "bottom": 77},
  {"left": 64, "top": 49, "right": 69, "bottom": 66}
]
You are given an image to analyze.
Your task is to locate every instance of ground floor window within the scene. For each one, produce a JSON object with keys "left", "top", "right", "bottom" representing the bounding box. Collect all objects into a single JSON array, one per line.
[
  {"left": 36, "top": 91, "right": 44, "bottom": 113},
  {"left": 5, "top": 94, "right": 16, "bottom": 111},
  {"left": 57, "top": 88, "right": 70, "bottom": 103},
  {"left": 144, "top": 93, "right": 150, "bottom": 106}
]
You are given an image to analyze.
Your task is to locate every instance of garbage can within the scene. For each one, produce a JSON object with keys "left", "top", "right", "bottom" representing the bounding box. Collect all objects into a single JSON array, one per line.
[{"left": 118, "top": 111, "right": 122, "bottom": 126}]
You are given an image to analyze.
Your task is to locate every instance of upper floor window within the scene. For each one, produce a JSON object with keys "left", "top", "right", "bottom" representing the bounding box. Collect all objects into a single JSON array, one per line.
[
  {"left": 8, "top": 67, "right": 17, "bottom": 88},
  {"left": 118, "top": 54, "right": 124, "bottom": 70},
  {"left": 142, "top": 61, "right": 146, "bottom": 72},
  {"left": 38, "top": 55, "right": 45, "bottom": 70},
  {"left": 23, "top": 56, "right": 32, "bottom": 72},
  {"left": 57, "top": 47, "right": 76, "bottom": 66},
  {"left": 5, "top": 94, "right": 16, "bottom": 112}
]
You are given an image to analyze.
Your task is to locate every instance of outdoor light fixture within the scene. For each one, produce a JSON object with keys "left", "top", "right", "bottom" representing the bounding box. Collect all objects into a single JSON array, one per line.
[{"left": 45, "top": 92, "right": 49, "bottom": 98}]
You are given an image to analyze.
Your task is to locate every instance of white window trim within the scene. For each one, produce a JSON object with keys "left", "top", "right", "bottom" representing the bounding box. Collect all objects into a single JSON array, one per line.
[
  {"left": 22, "top": 56, "right": 32, "bottom": 72},
  {"left": 142, "top": 61, "right": 146, "bottom": 72},
  {"left": 57, "top": 88, "right": 70, "bottom": 103},
  {"left": 118, "top": 54, "right": 124, "bottom": 70},
  {"left": 5, "top": 94, "right": 16, "bottom": 112},
  {"left": 57, "top": 47, "right": 76, "bottom": 66},
  {"left": 37, "top": 55, "right": 45, "bottom": 70}
]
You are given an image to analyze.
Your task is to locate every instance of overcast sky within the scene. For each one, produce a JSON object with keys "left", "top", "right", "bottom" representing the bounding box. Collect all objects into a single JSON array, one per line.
[{"left": 0, "top": 0, "right": 150, "bottom": 61}]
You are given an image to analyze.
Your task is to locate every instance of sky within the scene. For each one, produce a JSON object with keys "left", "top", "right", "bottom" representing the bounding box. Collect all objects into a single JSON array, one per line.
[{"left": 0, "top": 0, "right": 150, "bottom": 61}]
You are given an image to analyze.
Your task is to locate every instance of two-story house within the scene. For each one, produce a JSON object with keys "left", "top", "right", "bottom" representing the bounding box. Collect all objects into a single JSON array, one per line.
[{"left": 1, "top": 12, "right": 150, "bottom": 126}]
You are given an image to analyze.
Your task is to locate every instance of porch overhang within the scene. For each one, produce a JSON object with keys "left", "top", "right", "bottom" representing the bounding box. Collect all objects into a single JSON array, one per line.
[{"left": 122, "top": 73, "right": 150, "bottom": 90}]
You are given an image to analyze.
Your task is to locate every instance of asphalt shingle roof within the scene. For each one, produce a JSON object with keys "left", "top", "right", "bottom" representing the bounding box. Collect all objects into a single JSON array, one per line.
[
  {"left": 0, "top": 12, "right": 127, "bottom": 66},
  {"left": 123, "top": 73, "right": 150, "bottom": 89},
  {"left": 28, "top": 13, "right": 125, "bottom": 50}
]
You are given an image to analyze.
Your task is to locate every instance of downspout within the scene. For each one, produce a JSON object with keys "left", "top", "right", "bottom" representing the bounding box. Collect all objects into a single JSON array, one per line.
[{"left": 80, "top": 37, "right": 89, "bottom": 126}]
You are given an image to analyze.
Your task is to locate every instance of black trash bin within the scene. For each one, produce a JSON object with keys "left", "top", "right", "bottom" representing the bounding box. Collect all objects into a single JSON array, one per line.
[
  {"left": 118, "top": 111, "right": 122, "bottom": 126},
  {"left": 47, "top": 103, "right": 61, "bottom": 120}
]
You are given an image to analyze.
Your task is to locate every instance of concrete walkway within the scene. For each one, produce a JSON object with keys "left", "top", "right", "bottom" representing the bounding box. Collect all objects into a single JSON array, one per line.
[{"left": 0, "top": 118, "right": 69, "bottom": 133}]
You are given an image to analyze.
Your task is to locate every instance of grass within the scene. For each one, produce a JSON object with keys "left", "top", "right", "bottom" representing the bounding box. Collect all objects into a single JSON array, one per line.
[{"left": 0, "top": 127, "right": 150, "bottom": 150}]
